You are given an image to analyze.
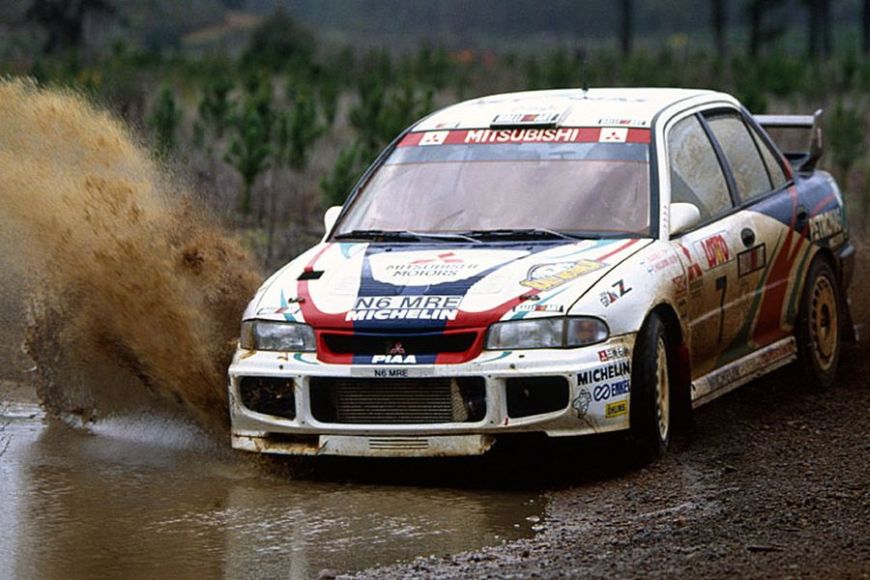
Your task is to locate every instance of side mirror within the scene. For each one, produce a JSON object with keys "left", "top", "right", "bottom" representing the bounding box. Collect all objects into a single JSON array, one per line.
[
  {"left": 669, "top": 202, "right": 701, "bottom": 236},
  {"left": 323, "top": 206, "right": 342, "bottom": 238}
]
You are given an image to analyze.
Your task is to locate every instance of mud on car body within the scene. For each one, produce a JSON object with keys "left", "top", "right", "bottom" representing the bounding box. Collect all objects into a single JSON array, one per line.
[{"left": 228, "top": 88, "right": 854, "bottom": 458}]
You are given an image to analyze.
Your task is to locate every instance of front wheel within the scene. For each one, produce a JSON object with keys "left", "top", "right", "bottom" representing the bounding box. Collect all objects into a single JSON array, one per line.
[
  {"left": 628, "top": 313, "right": 671, "bottom": 461},
  {"left": 796, "top": 257, "right": 842, "bottom": 389}
]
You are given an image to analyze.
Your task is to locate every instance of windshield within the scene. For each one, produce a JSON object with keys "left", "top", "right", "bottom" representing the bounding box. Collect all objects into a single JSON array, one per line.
[{"left": 335, "top": 128, "right": 651, "bottom": 238}]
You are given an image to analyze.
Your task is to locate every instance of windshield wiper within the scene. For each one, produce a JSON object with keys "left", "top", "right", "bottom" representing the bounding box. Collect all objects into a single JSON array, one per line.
[
  {"left": 333, "top": 229, "right": 480, "bottom": 243},
  {"left": 463, "top": 228, "right": 586, "bottom": 241}
]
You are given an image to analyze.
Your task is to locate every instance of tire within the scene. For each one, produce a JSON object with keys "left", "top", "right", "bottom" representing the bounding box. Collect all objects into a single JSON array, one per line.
[
  {"left": 795, "top": 257, "right": 841, "bottom": 389},
  {"left": 628, "top": 313, "right": 671, "bottom": 461}
]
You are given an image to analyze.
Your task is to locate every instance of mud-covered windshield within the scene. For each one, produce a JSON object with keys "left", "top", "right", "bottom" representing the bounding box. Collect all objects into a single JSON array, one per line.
[{"left": 335, "top": 129, "right": 651, "bottom": 238}]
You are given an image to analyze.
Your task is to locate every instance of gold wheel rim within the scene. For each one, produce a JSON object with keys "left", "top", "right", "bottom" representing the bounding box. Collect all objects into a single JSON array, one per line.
[
  {"left": 810, "top": 274, "right": 838, "bottom": 371},
  {"left": 655, "top": 337, "right": 670, "bottom": 442}
]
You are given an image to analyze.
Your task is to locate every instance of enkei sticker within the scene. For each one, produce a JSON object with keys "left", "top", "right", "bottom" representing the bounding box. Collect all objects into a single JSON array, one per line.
[{"left": 592, "top": 379, "right": 630, "bottom": 401}]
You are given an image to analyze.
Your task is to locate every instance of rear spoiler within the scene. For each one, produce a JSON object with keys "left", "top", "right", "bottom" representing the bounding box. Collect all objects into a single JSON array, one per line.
[{"left": 754, "top": 110, "right": 824, "bottom": 173}]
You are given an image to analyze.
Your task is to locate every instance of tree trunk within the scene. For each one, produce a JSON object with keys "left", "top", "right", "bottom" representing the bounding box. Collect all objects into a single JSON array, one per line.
[
  {"left": 864, "top": 0, "right": 870, "bottom": 55},
  {"left": 821, "top": 0, "right": 832, "bottom": 58},
  {"left": 748, "top": 1, "right": 762, "bottom": 57},
  {"left": 240, "top": 182, "right": 252, "bottom": 216},
  {"left": 620, "top": 0, "right": 633, "bottom": 57},
  {"left": 712, "top": 0, "right": 727, "bottom": 57},
  {"left": 265, "top": 170, "right": 277, "bottom": 265},
  {"left": 808, "top": 0, "right": 821, "bottom": 59}
]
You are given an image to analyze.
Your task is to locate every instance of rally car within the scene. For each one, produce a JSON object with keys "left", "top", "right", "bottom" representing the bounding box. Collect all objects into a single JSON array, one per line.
[{"left": 228, "top": 88, "right": 854, "bottom": 458}]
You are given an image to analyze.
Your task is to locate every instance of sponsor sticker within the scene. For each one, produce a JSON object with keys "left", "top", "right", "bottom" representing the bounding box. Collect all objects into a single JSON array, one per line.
[
  {"left": 599, "top": 279, "right": 632, "bottom": 307},
  {"left": 597, "top": 117, "right": 648, "bottom": 127},
  {"left": 397, "top": 128, "right": 652, "bottom": 147},
  {"left": 369, "top": 249, "right": 524, "bottom": 286},
  {"left": 512, "top": 303, "right": 565, "bottom": 313},
  {"left": 521, "top": 259, "right": 606, "bottom": 291},
  {"left": 572, "top": 389, "right": 592, "bottom": 418},
  {"left": 641, "top": 253, "right": 679, "bottom": 274},
  {"left": 676, "top": 243, "right": 703, "bottom": 284},
  {"left": 345, "top": 295, "right": 461, "bottom": 322},
  {"left": 598, "top": 345, "right": 629, "bottom": 362},
  {"left": 419, "top": 131, "right": 449, "bottom": 146},
  {"left": 370, "top": 354, "right": 417, "bottom": 364},
  {"left": 737, "top": 244, "right": 767, "bottom": 277},
  {"left": 578, "top": 361, "right": 631, "bottom": 386},
  {"left": 695, "top": 232, "right": 732, "bottom": 270},
  {"left": 671, "top": 274, "right": 688, "bottom": 298},
  {"left": 606, "top": 400, "right": 628, "bottom": 418},
  {"left": 809, "top": 208, "right": 843, "bottom": 241},
  {"left": 599, "top": 127, "right": 628, "bottom": 143},
  {"left": 592, "top": 379, "right": 630, "bottom": 401},
  {"left": 491, "top": 111, "right": 563, "bottom": 126}
]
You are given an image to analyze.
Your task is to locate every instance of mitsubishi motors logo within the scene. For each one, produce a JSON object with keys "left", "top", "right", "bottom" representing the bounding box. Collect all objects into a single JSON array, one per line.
[
  {"left": 372, "top": 341, "right": 416, "bottom": 364},
  {"left": 410, "top": 252, "right": 463, "bottom": 265}
]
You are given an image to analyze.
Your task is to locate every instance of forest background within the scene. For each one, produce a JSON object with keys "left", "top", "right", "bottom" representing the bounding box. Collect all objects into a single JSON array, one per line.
[{"left": 1, "top": 0, "right": 868, "bottom": 270}]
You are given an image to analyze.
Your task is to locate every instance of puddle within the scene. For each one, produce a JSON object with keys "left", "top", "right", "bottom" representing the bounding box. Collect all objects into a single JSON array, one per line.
[{"left": 0, "top": 405, "right": 541, "bottom": 579}]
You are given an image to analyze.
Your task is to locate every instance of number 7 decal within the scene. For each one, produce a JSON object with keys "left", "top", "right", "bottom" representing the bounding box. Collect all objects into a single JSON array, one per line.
[{"left": 716, "top": 275, "right": 727, "bottom": 343}]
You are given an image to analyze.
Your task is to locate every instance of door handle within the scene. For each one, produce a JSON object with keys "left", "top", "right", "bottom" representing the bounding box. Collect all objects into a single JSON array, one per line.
[{"left": 741, "top": 227, "right": 756, "bottom": 248}]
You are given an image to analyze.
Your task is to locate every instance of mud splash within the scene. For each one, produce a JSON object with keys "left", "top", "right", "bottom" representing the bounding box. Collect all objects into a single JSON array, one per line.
[{"left": 0, "top": 78, "right": 261, "bottom": 433}]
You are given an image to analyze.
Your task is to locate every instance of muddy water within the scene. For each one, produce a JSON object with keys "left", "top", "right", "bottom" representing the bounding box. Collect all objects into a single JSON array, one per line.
[
  {"left": 0, "top": 79, "right": 261, "bottom": 432},
  {"left": 0, "top": 404, "right": 540, "bottom": 579}
]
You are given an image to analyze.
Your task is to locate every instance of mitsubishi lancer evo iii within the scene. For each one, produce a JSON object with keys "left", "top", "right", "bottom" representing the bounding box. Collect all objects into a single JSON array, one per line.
[{"left": 228, "top": 88, "right": 854, "bottom": 459}]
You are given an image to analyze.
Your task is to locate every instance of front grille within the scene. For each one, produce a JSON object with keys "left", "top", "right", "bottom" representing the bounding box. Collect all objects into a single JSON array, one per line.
[
  {"left": 321, "top": 331, "right": 478, "bottom": 355},
  {"left": 239, "top": 377, "right": 296, "bottom": 419},
  {"left": 310, "top": 377, "right": 486, "bottom": 424}
]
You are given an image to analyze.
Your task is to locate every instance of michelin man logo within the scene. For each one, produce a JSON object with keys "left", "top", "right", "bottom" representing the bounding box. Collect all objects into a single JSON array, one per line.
[{"left": 572, "top": 389, "right": 593, "bottom": 418}]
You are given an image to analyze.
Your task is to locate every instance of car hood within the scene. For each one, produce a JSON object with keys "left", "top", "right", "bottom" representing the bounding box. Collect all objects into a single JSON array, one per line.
[{"left": 250, "top": 238, "right": 651, "bottom": 330}]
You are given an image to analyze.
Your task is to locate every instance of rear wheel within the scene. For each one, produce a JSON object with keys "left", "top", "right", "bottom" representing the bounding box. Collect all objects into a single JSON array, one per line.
[
  {"left": 796, "top": 257, "right": 841, "bottom": 389},
  {"left": 629, "top": 313, "right": 671, "bottom": 461}
]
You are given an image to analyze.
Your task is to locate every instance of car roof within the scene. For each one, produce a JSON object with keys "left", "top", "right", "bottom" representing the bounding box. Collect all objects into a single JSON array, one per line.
[{"left": 413, "top": 88, "right": 735, "bottom": 132}]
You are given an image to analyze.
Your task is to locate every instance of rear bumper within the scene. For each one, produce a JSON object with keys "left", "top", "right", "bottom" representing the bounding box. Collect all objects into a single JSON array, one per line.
[{"left": 227, "top": 334, "right": 636, "bottom": 457}]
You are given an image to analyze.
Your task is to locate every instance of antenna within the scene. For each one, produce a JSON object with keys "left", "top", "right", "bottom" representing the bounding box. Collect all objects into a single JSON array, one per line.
[{"left": 580, "top": 51, "right": 589, "bottom": 96}]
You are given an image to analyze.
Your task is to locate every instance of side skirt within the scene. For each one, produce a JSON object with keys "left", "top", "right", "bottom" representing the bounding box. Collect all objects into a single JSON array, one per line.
[{"left": 691, "top": 337, "right": 797, "bottom": 409}]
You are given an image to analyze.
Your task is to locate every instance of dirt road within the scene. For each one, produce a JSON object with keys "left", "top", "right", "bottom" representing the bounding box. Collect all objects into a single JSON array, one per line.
[{"left": 351, "top": 254, "right": 870, "bottom": 578}]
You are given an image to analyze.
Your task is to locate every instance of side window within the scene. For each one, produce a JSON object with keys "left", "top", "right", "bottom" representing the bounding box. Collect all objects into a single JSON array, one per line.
[
  {"left": 748, "top": 123, "right": 789, "bottom": 190},
  {"left": 706, "top": 113, "right": 773, "bottom": 201},
  {"left": 667, "top": 115, "right": 732, "bottom": 222}
]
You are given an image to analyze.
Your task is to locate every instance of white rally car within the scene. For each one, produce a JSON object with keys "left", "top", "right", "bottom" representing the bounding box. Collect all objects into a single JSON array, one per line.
[{"left": 228, "top": 88, "right": 854, "bottom": 458}]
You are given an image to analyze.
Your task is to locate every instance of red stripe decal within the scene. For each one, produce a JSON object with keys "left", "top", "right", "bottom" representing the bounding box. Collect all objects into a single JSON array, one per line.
[
  {"left": 594, "top": 238, "right": 639, "bottom": 262},
  {"left": 396, "top": 128, "right": 651, "bottom": 146}
]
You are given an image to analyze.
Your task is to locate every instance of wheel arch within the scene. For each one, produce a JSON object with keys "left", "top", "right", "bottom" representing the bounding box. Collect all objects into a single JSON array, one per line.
[{"left": 647, "top": 302, "right": 693, "bottom": 425}]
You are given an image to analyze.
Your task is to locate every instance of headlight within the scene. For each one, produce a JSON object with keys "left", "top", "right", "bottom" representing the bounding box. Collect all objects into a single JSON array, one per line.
[
  {"left": 239, "top": 320, "right": 316, "bottom": 352},
  {"left": 485, "top": 317, "right": 609, "bottom": 350}
]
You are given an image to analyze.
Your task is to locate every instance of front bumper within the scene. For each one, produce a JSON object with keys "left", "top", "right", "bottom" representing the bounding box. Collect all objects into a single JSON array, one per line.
[{"left": 227, "top": 335, "right": 636, "bottom": 457}]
